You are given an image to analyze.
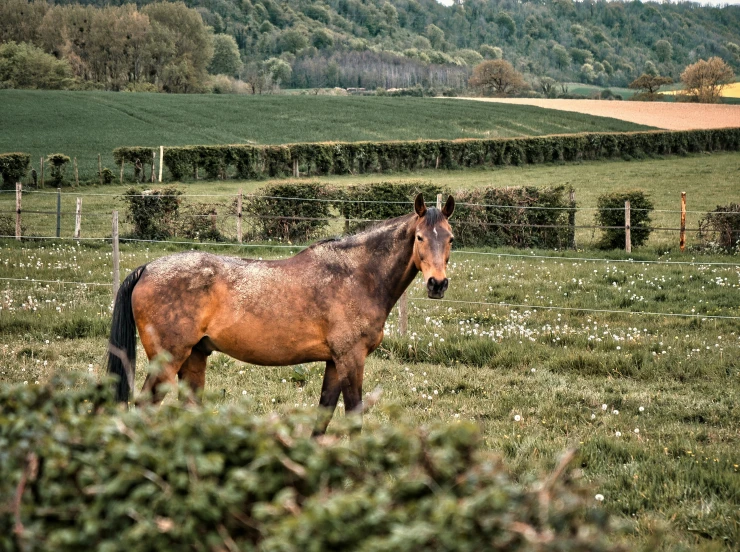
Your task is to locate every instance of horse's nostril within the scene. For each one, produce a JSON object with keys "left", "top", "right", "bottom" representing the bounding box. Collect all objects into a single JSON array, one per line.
[
  {"left": 427, "top": 277, "right": 437, "bottom": 289},
  {"left": 441, "top": 278, "right": 449, "bottom": 291}
]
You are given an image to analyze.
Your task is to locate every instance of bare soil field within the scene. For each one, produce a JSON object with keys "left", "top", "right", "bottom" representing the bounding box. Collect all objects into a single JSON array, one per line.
[{"left": 459, "top": 97, "right": 740, "bottom": 130}]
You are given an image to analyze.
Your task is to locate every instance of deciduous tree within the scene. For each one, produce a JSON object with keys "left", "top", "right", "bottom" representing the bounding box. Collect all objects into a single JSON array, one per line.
[
  {"left": 629, "top": 73, "right": 673, "bottom": 94},
  {"left": 681, "top": 57, "right": 735, "bottom": 103},
  {"left": 468, "top": 59, "right": 527, "bottom": 96},
  {"left": 209, "top": 34, "right": 243, "bottom": 76}
]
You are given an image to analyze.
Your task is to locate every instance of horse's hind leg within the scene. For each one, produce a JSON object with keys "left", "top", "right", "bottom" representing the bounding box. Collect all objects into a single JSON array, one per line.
[
  {"left": 313, "top": 360, "right": 341, "bottom": 436},
  {"left": 178, "top": 349, "right": 208, "bottom": 403},
  {"left": 137, "top": 330, "right": 195, "bottom": 405}
]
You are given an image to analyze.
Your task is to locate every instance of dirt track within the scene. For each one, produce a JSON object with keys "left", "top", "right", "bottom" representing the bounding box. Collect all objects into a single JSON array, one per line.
[{"left": 459, "top": 98, "right": 740, "bottom": 130}]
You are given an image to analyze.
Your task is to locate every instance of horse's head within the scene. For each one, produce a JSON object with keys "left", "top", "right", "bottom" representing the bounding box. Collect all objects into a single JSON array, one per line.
[{"left": 412, "top": 193, "right": 455, "bottom": 299}]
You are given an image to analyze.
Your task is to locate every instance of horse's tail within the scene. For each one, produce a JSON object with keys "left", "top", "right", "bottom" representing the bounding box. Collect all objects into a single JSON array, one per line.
[{"left": 107, "top": 264, "right": 147, "bottom": 404}]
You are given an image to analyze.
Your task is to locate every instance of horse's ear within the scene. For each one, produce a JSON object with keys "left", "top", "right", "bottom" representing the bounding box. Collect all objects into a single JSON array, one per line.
[
  {"left": 414, "top": 193, "right": 427, "bottom": 217},
  {"left": 441, "top": 195, "right": 455, "bottom": 218}
]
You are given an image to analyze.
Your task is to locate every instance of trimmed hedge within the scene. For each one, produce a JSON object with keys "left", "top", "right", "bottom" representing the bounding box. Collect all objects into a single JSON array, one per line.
[
  {"left": 113, "top": 128, "right": 740, "bottom": 183},
  {"left": 0, "top": 377, "right": 626, "bottom": 551},
  {"left": 0, "top": 152, "right": 31, "bottom": 189}
]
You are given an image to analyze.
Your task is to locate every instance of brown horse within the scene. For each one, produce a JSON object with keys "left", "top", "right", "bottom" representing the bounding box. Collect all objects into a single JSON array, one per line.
[{"left": 107, "top": 193, "right": 454, "bottom": 432}]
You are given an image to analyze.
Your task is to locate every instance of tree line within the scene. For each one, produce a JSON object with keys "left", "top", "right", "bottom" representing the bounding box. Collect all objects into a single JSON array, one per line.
[{"left": 0, "top": 0, "right": 738, "bottom": 94}]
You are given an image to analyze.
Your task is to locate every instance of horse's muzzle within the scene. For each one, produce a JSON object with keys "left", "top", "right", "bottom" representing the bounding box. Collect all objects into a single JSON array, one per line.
[{"left": 427, "top": 277, "right": 449, "bottom": 299}]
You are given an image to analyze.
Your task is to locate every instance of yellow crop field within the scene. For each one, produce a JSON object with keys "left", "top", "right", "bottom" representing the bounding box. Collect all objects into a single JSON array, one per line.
[{"left": 662, "top": 82, "right": 740, "bottom": 97}]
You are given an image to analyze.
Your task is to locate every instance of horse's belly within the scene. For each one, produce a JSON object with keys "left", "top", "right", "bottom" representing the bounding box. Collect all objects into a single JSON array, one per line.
[{"left": 208, "top": 319, "right": 332, "bottom": 366}]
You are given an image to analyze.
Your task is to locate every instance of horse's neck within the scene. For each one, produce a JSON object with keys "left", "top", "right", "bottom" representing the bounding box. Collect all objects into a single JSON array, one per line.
[{"left": 357, "top": 216, "right": 418, "bottom": 310}]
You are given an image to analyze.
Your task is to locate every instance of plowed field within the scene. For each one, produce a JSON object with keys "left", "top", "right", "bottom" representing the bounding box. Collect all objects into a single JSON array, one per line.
[{"left": 460, "top": 97, "right": 740, "bottom": 130}]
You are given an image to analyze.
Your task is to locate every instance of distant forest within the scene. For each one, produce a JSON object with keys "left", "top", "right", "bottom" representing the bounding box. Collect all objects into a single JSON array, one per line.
[{"left": 1, "top": 0, "right": 739, "bottom": 92}]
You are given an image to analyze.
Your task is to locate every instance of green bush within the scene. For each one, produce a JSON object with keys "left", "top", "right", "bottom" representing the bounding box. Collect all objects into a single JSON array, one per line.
[
  {"left": 244, "top": 183, "right": 333, "bottom": 242},
  {"left": 46, "top": 153, "right": 71, "bottom": 187},
  {"left": 122, "top": 186, "right": 183, "bottom": 240},
  {"left": 114, "top": 128, "right": 740, "bottom": 183},
  {"left": 0, "top": 377, "right": 626, "bottom": 552},
  {"left": 0, "top": 152, "right": 30, "bottom": 189},
  {"left": 698, "top": 203, "right": 740, "bottom": 251},
  {"left": 333, "top": 181, "right": 449, "bottom": 233},
  {"left": 101, "top": 167, "right": 114, "bottom": 185},
  {"left": 179, "top": 202, "right": 224, "bottom": 242},
  {"left": 595, "top": 190, "right": 654, "bottom": 249},
  {"left": 454, "top": 186, "right": 573, "bottom": 248}
]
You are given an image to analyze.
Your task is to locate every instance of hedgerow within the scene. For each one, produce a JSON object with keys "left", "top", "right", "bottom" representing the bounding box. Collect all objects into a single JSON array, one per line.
[
  {"left": 122, "top": 186, "right": 183, "bottom": 240},
  {"left": 112, "top": 128, "right": 740, "bottom": 184},
  {"left": 332, "top": 181, "right": 449, "bottom": 233},
  {"left": 454, "top": 186, "right": 572, "bottom": 249},
  {"left": 698, "top": 203, "right": 740, "bottom": 251},
  {"left": 244, "top": 183, "right": 333, "bottom": 242},
  {"left": 595, "top": 190, "right": 654, "bottom": 250},
  {"left": 0, "top": 152, "right": 30, "bottom": 189},
  {"left": 0, "top": 377, "right": 626, "bottom": 551}
]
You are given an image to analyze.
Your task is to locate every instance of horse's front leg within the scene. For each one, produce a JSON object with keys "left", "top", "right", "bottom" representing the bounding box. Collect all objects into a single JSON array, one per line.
[
  {"left": 312, "top": 360, "right": 341, "bottom": 437},
  {"left": 336, "top": 348, "right": 366, "bottom": 422}
]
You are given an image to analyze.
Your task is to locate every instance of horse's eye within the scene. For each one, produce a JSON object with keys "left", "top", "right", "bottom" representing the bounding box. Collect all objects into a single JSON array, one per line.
[{"left": 417, "top": 235, "right": 423, "bottom": 242}]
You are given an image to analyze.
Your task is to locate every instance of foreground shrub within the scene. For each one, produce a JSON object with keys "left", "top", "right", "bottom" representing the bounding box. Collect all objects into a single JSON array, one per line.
[
  {"left": 0, "top": 377, "right": 626, "bottom": 551},
  {"left": 0, "top": 152, "right": 30, "bottom": 189},
  {"left": 699, "top": 203, "right": 740, "bottom": 251},
  {"left": 122, "top": 186, "right": 182, "bottom": 240},
  {"left": 595, "top": 190, "right": 654, "bottom": 249}
]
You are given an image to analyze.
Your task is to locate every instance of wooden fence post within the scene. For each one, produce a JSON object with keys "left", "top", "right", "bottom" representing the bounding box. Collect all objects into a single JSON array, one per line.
[
  {"left": 15, "top": 183, "right": 21, "bottom": 240},
  {"left": 293, "top": 158, "right": 299, "bottom": 178},
  {"left": 436, "top": 194, "right": 442, "bottom": 209},
  {"left": 98, "top": 154, "right": 102, "bottom": 185},
  {"left": 625, "top": 200, "right": 631, "bottom": 254},
  {"left": 74, "top": 157, "right": 79, "bottom": 187},
  {"left": 119, "top": 160, "right": 124, "bottom": 185},
  {"left": 398, "top": 293, "right": 408, "bottom": 336},
  {"left": 75, "top": 198, "right": 82, "bottom": 239},
  {"left": 112, "top": 211, "right": 120, "bottom": 300},
  {"left": 680, "top": 192, "right": 686, "bottom": 252},
  {"left": 568, "top": 188, "right": 576, "bottom": 250},
  {"left": 56, "top": 188, "right": 61, "bottom": 238},
  {"left": 150, "top": 150, "right": 156, "bottom": 183},
  {"left": 236, "top": 189, "right": 243, "bottom": 243},
  {"left": 158, "top": 146, "right": 164, "bottom": 183},
  {"left": 40, "top": 156, "right": 44, "bottom": 189}
]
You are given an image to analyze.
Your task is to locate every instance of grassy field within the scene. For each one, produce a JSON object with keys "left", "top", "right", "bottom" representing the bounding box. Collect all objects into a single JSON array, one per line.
[
  {"left": 3, "top": 151, "right": 739, "bottom": 248},
  {"left": 0, "top": 235, "right": 738, "bottom": 550},
  {"left": 0, "top": 90, "right": 652, "bottom": 183}
]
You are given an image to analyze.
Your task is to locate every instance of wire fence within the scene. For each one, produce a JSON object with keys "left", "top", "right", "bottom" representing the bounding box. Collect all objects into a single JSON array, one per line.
[
  {"left": 2, "top": 187, "right": 738, "bottom": 215},
  {"left": 4, "top": 186, "right": 736, "bottom": 252},
  {"left": 2, "top": 233, "right": 739, "bottom": 328}
]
